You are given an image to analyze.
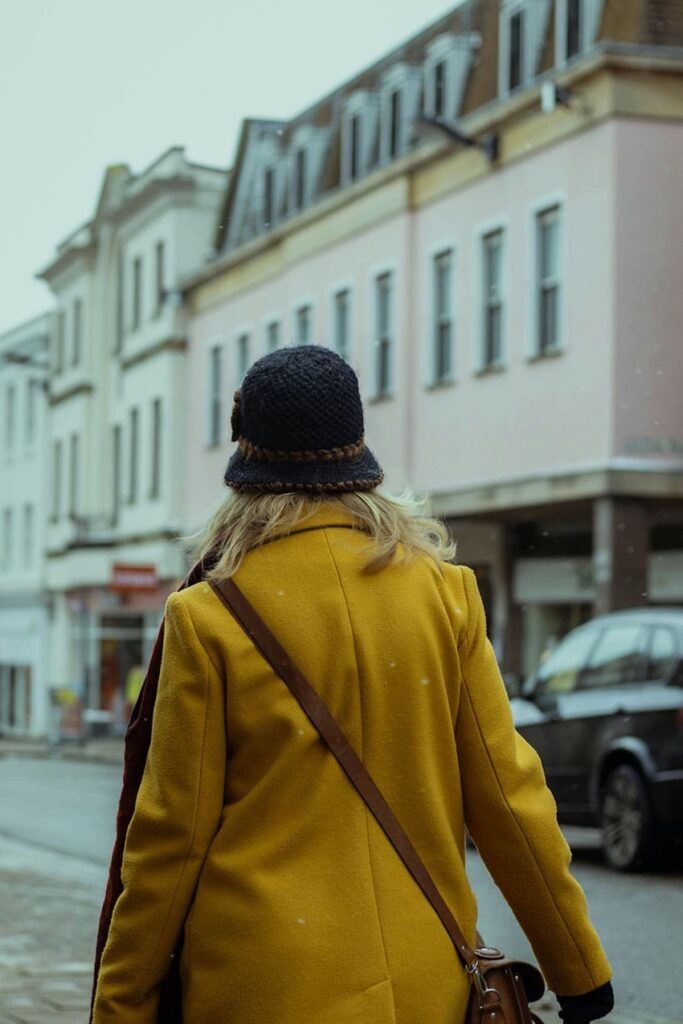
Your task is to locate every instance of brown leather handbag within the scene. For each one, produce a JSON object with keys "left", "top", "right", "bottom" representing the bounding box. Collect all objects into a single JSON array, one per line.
[{"left": 211, "top": 578, "right": 546, "bottom": 1024}]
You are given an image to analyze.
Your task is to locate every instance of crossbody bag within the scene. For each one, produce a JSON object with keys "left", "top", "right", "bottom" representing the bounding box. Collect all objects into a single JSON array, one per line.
[{"left": 210, "top": 577, "right": 546, "bottom": 1024}]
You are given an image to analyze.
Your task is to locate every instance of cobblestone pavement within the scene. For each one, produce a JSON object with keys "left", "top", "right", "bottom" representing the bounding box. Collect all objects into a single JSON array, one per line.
[{"left": 0, "top": 837, "right": 101, "bottom": 1023}]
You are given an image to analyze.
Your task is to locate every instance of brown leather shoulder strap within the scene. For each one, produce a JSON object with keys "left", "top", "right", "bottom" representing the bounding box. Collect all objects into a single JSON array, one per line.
[{"left": 210, "top": 576, "right": 478, "bottom": 974}]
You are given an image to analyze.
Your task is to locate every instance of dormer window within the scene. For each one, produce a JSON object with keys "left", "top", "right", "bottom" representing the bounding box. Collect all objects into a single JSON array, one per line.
[
  {"left": 379, "top": 64, "right": 421, "bottom": 164},
  {"left": 555, "top": 0, "right": 604, "bottom": 65},
  {"left": 287, "top": 124, "right": 328, "bottom": 215},
  {"left": 499, "top": 1, "right": 552, "bottom": 98},
  {"left": 388, "top": 90, "right": 402, "bottom": 159},
  {"left": 341, "top": 91, "right": 378, "bottom": 186},
  {"left": 293, "top": 148, "right": 307, "bottom": 212},
  {"left": 509, "top": 10, "right": 524, "bottom": 91},
  {"left": 424, "top": 33, "right": 479, "bottom": 122},
  {"left": 433, "top": 61, "right": 447, "bottom": 118},
  {"left": 263, "top": 166, "right": 275, "bottom": 228}
]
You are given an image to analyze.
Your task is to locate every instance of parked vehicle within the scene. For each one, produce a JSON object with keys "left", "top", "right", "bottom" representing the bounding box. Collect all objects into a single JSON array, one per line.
[{"left": 510, "top": 608, "right": 683, "bottom": 871}]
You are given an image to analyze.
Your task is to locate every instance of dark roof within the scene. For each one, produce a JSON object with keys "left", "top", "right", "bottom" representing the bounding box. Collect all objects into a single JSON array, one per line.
[{"left": 213, "top": 0, "right": 683, "bottom": 256}]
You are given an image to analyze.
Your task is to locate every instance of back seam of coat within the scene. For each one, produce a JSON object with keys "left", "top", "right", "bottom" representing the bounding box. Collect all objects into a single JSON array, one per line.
[{"left": 321, "top": 528, "right": 398, "bottom": 1023}]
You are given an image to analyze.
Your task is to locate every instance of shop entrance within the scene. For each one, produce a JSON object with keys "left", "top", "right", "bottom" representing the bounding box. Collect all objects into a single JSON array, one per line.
[{"left": 99, "top": 615, "right": 144, "bottom": 729}]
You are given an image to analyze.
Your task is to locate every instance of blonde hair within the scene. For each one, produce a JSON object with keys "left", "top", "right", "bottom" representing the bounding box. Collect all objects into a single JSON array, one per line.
[{"left": 186, "top": 488, "right": 457, "bottom": 582}]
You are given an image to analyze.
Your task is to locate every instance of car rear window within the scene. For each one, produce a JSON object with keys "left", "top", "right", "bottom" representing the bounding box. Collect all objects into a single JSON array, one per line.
[
  {"left": 579, "top": 624, "right": 649, "bottom": 689},
  {"left": 536, "top": 628, "right": 599, "bottom": 694},
  {"left": 648, "top": 626, "right": 678, "bottom": 681}
]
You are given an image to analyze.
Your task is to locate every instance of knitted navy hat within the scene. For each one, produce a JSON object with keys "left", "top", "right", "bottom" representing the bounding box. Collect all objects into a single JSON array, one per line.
[{"left": 224, "top": 346, "right": 384, "bottom": 493}]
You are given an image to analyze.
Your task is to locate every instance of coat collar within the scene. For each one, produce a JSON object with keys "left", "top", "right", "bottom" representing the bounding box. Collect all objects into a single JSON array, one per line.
[{"left": 284, "top": 503, "right": 363, "bottom": 537}]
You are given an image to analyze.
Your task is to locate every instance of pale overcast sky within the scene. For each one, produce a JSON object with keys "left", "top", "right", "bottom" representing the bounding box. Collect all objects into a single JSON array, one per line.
[{"left": 0, "top": 0, "right": 464, "bottom": 335}]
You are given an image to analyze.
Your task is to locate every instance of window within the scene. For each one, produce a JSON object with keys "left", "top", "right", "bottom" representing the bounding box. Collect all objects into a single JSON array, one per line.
[
  {"left": 1, "top": 508, "right": 12, "bottom": 571},
  {"left": 482, "top": 229, "right": 504, "bottom": 368},
  {"left": 579, "top": 625, "right": 649, "bottom": 689},
  {"left": 208, "top": 345, "right": 222, "bottom": 446},
  {"left": 334, "top": 289, "right": 350, "bottom": 361},
  {"left": 432, "top": 250, "right": 454, "bottom": 384},
  {"left": 69, "top": 432, "right": 79, "bottom": 516},
  {"left": 150, "top": 398, "right": 162, "bottom": 499},
  {"left": 266, "top": 321, "right": 280, "bottom": 353},
  {"left": 128, "top": 407, "right": 139, "bottom": 504},
  {"left": 51, "top": 439, "right": 62, "bottom": 521},
  {"left": 154, "top": 242, "right": 165, "bottom": 316},
  {"left": 374, "top": 272, "right": 393, "bottom": 397},
  {"left": 536, "top": 627, "right": 599, "bottom": 694},
  {"left": 433, "top": 60, "right": 447, "bottom": 119},
  {"left": 295, "top": 306, "right": 312, "bottom": 346},
  {"left": 536, "top": 206, "right": 561, "bottom": 354},
  {"left": 342, "top": 92, "right": 376, "bottom": 184},
  {"left": 293, "top": 149, "right": 307, "bottom": 212},
  {"left": 264, "top": 167, "right": 275, "bottom": 227},
  {"left": 648, "top": 627, "right": 677, "bottom": 681},
  {"left": 5, "top": 384, "right": 15, "bottom": 450},
  {"left": 72, "top": 298, "right": 82, "bottom": 366},
  {"left": 112, "top": 424, "right": 122, "bottom": 523},
  {"left": 388, "top": 90, "right": 402, "bottom": 159},
  {"left": 115, "top": 250, "right": 124, "bottom": 354},
  {"left": 55, "top": 311, "right": 66, "bottom": 373},
  {"left": 237, "top": 333, "right": 251, "bottom": 380},
  {"left": 25, "top": 379, "right": 37, "bottom": 444},
  {"left": 349, "top": 115, "right": 361, "bottom": 181},
  {"left": 566, "top": 0, "right": 582, "bottom": 59},
  {"left": 509, "top": 10, "right": 525, "bottom": 91},
  {"left": 132, "top": 256, "right": 143, "bottom": 330},
  {"left": 23, "top": 504, "right": 34, "bottom": 568}
]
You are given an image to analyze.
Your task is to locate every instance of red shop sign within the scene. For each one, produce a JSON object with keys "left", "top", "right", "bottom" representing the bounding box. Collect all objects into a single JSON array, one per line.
[{"left": 110, "top": 563, "right": 159, "bottom": 592}]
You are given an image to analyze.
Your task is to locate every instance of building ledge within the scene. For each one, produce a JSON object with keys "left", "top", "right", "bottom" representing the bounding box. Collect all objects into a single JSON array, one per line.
[{"left": 432, "top": 460, "right": 683, "bottom": 519}]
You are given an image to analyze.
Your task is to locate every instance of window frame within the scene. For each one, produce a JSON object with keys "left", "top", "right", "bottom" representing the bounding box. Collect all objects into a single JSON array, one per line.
[
  {"left": 72, "top": 298, "right": 82, "bottom": 367},
  {"left": 428, "top": 245, "right": 456, "bottom": 387},
  {"left": 236, "top": 330, "right": 252, "bottom": 380},
  {"left": 264, "top": 317, "right": 281, "bottom": 354},
  {"left": 341, "top": 90, "right": 377, "bottom": 186},
  {"left": 475, "top": 221, "right": 507, "bottom": 373},
  {"left": 112, "top": 423, "right": 122, "bottom": 525},
  {"left": 332, "top": 285, "right": 352, "bottom": 363},
  {"left": 128, "top": 406, "right": 139, "bottom": 505},
  {"left": 527, "top": 194, "right": 566, "bottom": 361},
  {"left": 370, "top": 266, "right": 396, "bottom": 400},
  {"left": 68, "top": 431, "right": 79, "bottom": 517},
  {"left": 131, "top": 255, "right": 143, "bottom": 332},
  {"left": 292, "top": 299, "right": 314, "bottom": 347},
  {"left": 150, "top": 396, "right": 162, "bottom": 500},
  {"left": 55, "top": 310, "right": 66, "bottom": 373},
  {"left": 51, "top": 438, "right": 62, "bottom": 522},
  {"left": 206, "top": 339, "right": 224, "bottom": 448},
  {"left": 154, "top": 241, "right": 165, "bottom": 317}
]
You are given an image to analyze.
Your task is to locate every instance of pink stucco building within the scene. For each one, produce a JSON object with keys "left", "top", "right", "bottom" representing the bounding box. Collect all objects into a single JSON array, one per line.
[{"left": 182, "top": 0, "right": 683, "bottom": 678}]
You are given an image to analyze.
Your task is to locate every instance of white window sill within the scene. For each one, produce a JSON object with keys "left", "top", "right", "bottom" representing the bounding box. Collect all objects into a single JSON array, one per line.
[
  {"left": 526, "top": 345, "right": 565, "bottom": 364},
  {"left": 473, "top": 361, "right": 507, "bottom": 378},
  {"left": 425, "top": 375, "right": 457, "bottom": 392}
]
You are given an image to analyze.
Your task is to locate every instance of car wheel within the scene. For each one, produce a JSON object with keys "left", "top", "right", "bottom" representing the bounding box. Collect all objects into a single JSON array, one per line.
[{"left": 600, "top": 764, "right": 655, "bottom": 872}]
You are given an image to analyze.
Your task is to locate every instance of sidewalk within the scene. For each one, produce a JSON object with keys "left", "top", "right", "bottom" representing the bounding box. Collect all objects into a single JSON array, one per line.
[
  {"left": 0, "top": 737, "right": 123, "bottom": 768},
  {"left": 0, "top": 836, "right": 102, "bottom": 1024}
]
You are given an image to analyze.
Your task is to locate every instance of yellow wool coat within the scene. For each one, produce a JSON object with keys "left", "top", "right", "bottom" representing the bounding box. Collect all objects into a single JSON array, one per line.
[{"left": 93, "top": 505, "right": 611, "bottom": 1024}]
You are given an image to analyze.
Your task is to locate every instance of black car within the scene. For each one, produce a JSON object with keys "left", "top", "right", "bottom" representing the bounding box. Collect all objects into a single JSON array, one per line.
[{"left": 511, "top": 608, "right": 683, "bottom": 871}]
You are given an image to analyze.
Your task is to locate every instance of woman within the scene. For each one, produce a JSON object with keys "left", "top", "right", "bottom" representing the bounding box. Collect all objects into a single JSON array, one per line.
[{"left": 92, "top": 346, "right": 614, "bottom": 1024}]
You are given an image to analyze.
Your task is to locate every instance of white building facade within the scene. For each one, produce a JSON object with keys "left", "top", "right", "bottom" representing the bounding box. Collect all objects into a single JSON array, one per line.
[
  {"left": 38, "top": 148, "right": 226, "bottom": 733},
  {"left": 0, "top": 313, "right": 52, "bottom": 736},
  {"left": 183, "top": 0, "right": 683, "bottom": 681}
]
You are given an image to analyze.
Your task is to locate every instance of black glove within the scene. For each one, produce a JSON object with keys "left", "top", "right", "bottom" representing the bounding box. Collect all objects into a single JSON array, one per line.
[{"left": 557, "top": 981, "right": 614, "bottom": 1024}]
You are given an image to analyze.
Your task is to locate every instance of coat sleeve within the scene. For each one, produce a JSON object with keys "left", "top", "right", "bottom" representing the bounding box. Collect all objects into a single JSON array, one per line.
[
  {"left": 92, "top": 592, "right": 226, "bottom": 1023},
  {"left": 454, "top": 565, "right": 612, "bottom": 997}
]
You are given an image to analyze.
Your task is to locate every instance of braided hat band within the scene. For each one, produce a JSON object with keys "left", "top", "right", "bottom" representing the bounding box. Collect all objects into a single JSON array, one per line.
[{"left": 224, "top": 347, "right": 383, "bottom": 494}]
